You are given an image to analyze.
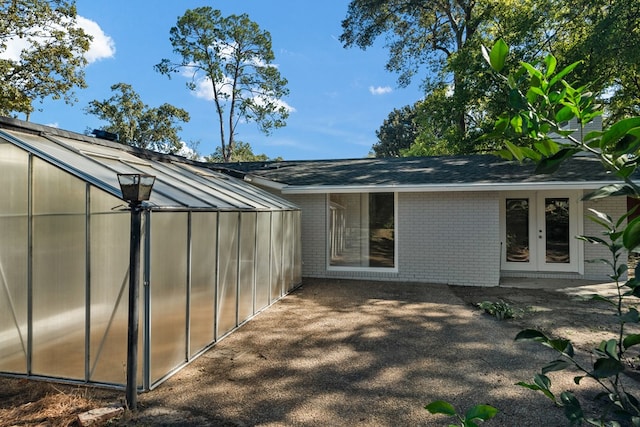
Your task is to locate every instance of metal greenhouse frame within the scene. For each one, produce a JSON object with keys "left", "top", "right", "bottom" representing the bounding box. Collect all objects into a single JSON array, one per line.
[{"left": 0, "top": 117, "right": 301, "bottom": 391}]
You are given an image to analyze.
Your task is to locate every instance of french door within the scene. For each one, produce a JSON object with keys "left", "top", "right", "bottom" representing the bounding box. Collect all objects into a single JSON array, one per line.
[{"left": 501, "top": 191, "right": 581, "bottom": 272}]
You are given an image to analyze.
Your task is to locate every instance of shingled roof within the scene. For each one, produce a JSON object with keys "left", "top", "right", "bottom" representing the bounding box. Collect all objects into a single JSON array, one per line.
[{"left": 222, "top": 155, "right": 629, "bottom": 193}]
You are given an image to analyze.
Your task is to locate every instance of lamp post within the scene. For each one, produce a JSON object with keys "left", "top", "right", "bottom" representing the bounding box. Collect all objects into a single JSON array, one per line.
[{"left": 117, "top": 173, "right": 155, "bottom": 411}]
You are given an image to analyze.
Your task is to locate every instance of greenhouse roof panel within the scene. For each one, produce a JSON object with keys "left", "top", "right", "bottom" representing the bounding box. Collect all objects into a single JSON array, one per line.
[{"left": 0, "top": 117, "right": 298, "bottom": 212}]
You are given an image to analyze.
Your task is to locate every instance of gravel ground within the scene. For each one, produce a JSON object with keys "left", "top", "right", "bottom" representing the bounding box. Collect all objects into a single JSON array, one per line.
[
  {"left": 2, "top": 277, "right": 639, "bottom": 426},
  {"left": 113, "top": 278, "right": 639, "bottom": 426}
]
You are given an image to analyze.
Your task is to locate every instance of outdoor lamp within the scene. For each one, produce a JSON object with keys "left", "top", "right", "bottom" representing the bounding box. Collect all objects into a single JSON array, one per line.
[
  {"left": 117, "top": 173, "right": 155, "bottom": 411},
  {"left": 117, "top": 173, "right": 156, "bottom": 203}
]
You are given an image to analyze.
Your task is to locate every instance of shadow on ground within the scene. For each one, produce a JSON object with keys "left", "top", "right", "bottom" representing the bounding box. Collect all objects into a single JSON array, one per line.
[{"left": 112, "top": 278, "right": 639, "bottom": 426}]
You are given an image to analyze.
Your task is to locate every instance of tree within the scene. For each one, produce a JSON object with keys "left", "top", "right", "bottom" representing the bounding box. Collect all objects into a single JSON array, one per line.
[
  {"left": 485, "top": 39, "right": 640, "bottom": 424},
  {"left": 0, "top": 0, "right": 91, "bottom": 119},
  {"left": 155, "top": 7, "right": 290, "bottom": 162},
  {"left": 340, "top": 0, "right": 546, "bottom": 154},
  {"left": 551, "top": 0, "right": 640, "bottom": 124},
  {"left": 372, "top": 103, "right": 420, "bottom": 157},
  {"left": 85, "top": 83, "right": 190, "bottom": 154},
  {"left": 341, "top": 0, "right": 640, "bottom": 156},
  {"left": 204, "top": 140, "right": 281, "bottom": 163}
]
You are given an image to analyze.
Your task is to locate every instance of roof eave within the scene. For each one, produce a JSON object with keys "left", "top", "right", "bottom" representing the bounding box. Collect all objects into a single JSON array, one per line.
[{"left": 279, "top": 181, "right": 624, "bottom": 194}]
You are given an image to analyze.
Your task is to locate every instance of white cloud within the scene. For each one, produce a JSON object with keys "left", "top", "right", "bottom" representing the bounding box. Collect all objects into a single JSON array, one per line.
[
  {"left": 77, "top": 16, "right": 115, "bottom": 63},
  {"left": 0, "top": 15, "right": 114, "bottom": 64},
  {"left": 175, "top": 141, "right": 203, "bottom": 161},
  {"left": 191, "top": 73, "right": 296, "bottom": 113},
  {"left": 369, "top": 86, "right": 392, "bottom": 95}
]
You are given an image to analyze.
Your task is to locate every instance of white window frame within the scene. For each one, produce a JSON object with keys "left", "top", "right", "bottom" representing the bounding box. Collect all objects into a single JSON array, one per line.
[{"left": 326, "top": 192, "right": 398, "bottom": 273}]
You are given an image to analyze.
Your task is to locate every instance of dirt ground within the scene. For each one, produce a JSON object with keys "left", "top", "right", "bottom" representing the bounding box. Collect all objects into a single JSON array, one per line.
[{"left": 1, "top": 278, "right": 639, "bottom": 427}]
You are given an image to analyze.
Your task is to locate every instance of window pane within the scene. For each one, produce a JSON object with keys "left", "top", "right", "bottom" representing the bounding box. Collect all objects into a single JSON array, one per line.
[
  {"left": 545, "top": 198, "right": 570, "bottom": 263},
  {"left": 31, "top": 158, "right": 86, "bottom": 379},
  {"left": 506, "top": 199, "right": 529, "bottom": 262},
  {"left": 329, "top": 193, "right": 394, "bottom": 268},
  {"left": 369, "top": 193, "right": 394, "bottom": 268},
  {"left": 0, "top": 143, "right": 28, "bottom": 373}
]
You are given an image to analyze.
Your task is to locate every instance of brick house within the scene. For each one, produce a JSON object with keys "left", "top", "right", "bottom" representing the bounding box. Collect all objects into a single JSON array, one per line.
[{"left": 225, "top": 155, "right": 629, "bottom": 287}]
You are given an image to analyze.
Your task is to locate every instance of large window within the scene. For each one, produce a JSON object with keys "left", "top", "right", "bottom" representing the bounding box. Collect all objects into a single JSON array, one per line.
[{"left": 329, "top": 193, "right": 395, "bottom": 269}]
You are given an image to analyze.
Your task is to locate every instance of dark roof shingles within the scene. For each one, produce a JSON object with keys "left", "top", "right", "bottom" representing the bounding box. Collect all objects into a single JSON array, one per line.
[{"left": 223, "top": 155, "right": 619, "bottom": 187}]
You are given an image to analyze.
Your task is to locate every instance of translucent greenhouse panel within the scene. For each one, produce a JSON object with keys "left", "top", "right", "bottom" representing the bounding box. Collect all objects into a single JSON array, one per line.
[
  {"left": 88, "top": 189, "right": 133, "bottom": 385},
  {"left": 0, "top": 143, "right": 29, "bottom": 373},
  {"left": 238, "top": 212, "right": 256, "bottom": 323},
  {"left": 217, "top": 212, "right": 239, "bottom": 337},
  {"left": 282, "top": 211, "right": 294, "bottom": 292},
  {"left": 270, "top": 211, "right": 283, "bottom": 301},
  {"left": 31, "top": 158, "right": 87, "bottom": 379},
  {"left": 189, "top": 212, "right": 217, "bottom": 357},
  {"left": 293, "top": 211, "right": 302, "bottom": 286},
  {"left": 255, "top": 212, "right": 271, "bottom": 311},
  {"left": 149, "top": 213, "right": 188, "bottom": 384}
]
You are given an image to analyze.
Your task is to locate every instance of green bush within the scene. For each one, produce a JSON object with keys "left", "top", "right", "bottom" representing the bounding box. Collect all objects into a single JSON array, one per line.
[{"left": 476, "top": 300, "right": 522, "bottom": 320}]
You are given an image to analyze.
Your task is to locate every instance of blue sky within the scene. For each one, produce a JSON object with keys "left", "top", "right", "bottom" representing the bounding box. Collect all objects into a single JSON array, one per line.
[{"left": 29, "top": 1, "right": 424, "bottom": 160}]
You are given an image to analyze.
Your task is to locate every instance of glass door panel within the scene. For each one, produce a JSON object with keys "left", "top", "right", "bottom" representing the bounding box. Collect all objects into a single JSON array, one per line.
[
  {"left": 544, "top": 198, "right": 570, "bottom": 264},
  {"left": 503, "top": 192, "right": 579, "bottom": 272},
  {"left": 505, "top": 198, "right": 530, "bottom": 263}
]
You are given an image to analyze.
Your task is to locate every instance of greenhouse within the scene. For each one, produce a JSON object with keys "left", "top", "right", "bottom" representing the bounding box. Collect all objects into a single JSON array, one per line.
[{"left": 0, "top": 117, "right": 301, "bottom": 391}]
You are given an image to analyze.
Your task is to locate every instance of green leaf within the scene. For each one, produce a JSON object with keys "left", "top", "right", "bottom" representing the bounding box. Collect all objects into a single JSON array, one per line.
[
  {"left": 577, "top": 235, "right": 609, "bottom": 245},
  {"left": 521, "top": 62, "right": 543, "bottom": 80},
  {"left": 586, "top": 208, "right": 613, "bottom": 226},
  {"left": 535, "top": 148, "right": 580, "bottom": 174},
  {"left": 548, "top": 61, "right": 581, "bottom": 88},
  {"left": 621, "top": 308, "right": 640, "bottom": 324},
  {"left": 614, "top": 128, "right": 640, "bottom": 155},
  {"left": 534, "top": 139, "right": 559, "bottom": 157},
  {"left": 583, "top": 130, "right": 603, "bottom": 143},
  {"left": 534, "top": 373, "right": 552, "bottom": 390},
  {"left": 560, "top": 392, "right": 584, "bottom": 424},
  {"left": 592, "top": 357, "right": 624, "bottom": 378},
  {"left": 425, "top": 400, "right": 456, "bottom": 416},
  {"left": 542, "top": 359, "right": 570, "bottom": 373},
  {"left": 583, "top": 184, "right": 636, "bottom": 201},
  {"left": 548, "top": 338, "right": 574, "bottom": 356},
  {"left": 623, "top": 334, "right": 640, "bottom": 349},
  {"left": 544, "top": 54, "right": 557, "bottom": 78},
  {"left": 464, "top": 404, "right": 499, "bottom": 422},
  {"left": 515, "top": 329, "right": 548, "bottom": 342},
  {"left": 508, "top": 88, "right": 527, "bottom": 110},
  {"left": 600, "top": 118, "right": 640, "bottom": 149},
  {"left": 623, "top": 216, "right": 640, "bottom": 252},
  {"left": 505, "top": 140, "right": 524, "bottom": 161},
  {"left": 555, "top": 105, "right": 575, "bottom": 123},
  {"left": 488, "top": 39, "right": 509, "bottom": 72}
]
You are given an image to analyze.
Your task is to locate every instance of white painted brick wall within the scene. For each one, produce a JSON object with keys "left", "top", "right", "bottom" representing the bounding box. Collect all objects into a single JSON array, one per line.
[
  {"left": 276, "top": 189, "right": 627, "bottom": 286},
  {"left": 582, "top": 194, "right": 628, "bottom": 280},
  {"left": 287, "top": 191, "right": 501, "bottom": 286},
  {"left": 398, "top": 192, "right": 501, "bottom": 286},
  {"left": 285, "top": 194, "right": 326, "bottom": 277}
]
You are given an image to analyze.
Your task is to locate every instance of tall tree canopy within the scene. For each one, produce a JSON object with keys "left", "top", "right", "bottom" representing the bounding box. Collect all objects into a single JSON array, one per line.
[
  {"left": 548, "top": 0, "right": 640, "bottom": 123},
  {"left": 340, "top": 0, "right": 537, "bottom": 154},
  {"left": 342, "top": 0, "right": 640, "bottom": 156},
  {"left": 86, "top": 82, "right": 190, "bottom": 154},
  {"left": 205, "top": 140, "right": 281, "bottom": 163},
  {"left": 0, "top": 0, "right": 91, "bottom": 119},
  {"left": 155, "top": 7, "right": 290, "bottom": 162},
  {"left": 372, "top": 103, "right": 420, "bottom": 157}
]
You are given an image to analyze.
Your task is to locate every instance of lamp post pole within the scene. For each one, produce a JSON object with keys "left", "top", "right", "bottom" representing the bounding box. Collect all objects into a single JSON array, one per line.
[
  {"left": 125, "top": 200, "right": 142, "bottom": 410},
  {"left": 117, "top": 173, "right": 155, "bottom": 412}
]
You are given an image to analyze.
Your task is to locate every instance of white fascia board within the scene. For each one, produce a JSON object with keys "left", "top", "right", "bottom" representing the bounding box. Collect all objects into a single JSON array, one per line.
[
  {"left": 280, "top": 180, "right": 624, "bottom": 194},
  {"left": 243, "top": 174, "right": 287, "bottom": 191}
]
